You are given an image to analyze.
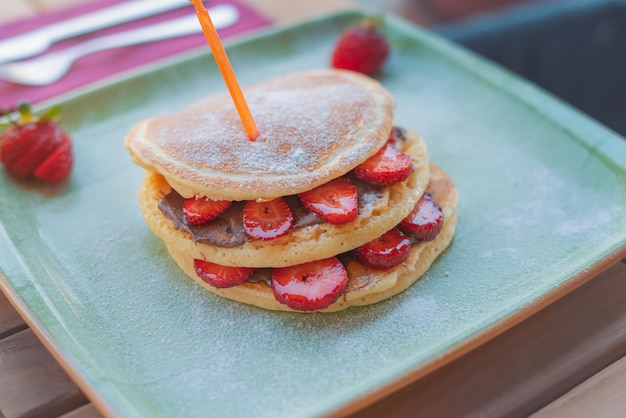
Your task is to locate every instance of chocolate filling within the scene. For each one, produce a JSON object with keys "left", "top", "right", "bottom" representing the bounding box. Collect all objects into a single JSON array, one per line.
[
  {"left": 159, "top": 193, "right": 248, "bottom": 247},
  {"left": 159, "top": 177, "right": 384, "bottom": 247}
]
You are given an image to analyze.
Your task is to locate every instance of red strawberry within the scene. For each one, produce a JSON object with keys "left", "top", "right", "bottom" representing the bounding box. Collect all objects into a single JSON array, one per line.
[
  {"left": 354, "top": 143, "right": 413, "bottom": 186},
  {"left": 33, "top": 137, "right": 73, "bottom": 183},
  {"left": 183, "top": 197, "right": 231, "bottom": 225},
  {"left": 243, "top": 197, "right": 293, "bottom": 240},
  {"left": 272, "top": 257, "right": 348, "bottom": 311},
  {"left": 0, "top": 102, "right": 72, "bottom": 183},
  {"left": 298, "top": 178, "right": 357, "bottom": 224},
  {"left": 331, "top": 18, "right": 390, "bottom": 75},
  {"left": 193, "top": 259, "right": 254, "bottom": 288},
  {"left": 354, "top": 227, "right": 411, "bottom": 269},
  {"left": 400, "top": 193, "right": 444, "bottom": 241},
  {"left": 5, "top": 121, "right": 66, "bottom": 178}
]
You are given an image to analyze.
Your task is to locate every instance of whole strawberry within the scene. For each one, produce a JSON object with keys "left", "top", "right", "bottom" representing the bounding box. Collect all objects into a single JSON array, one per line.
[
  {"left": 0, "top": 102, "right": 73, "bottom": 183},
  {"left": 331, "top": 18, "right": 390, "bottom": 75}
]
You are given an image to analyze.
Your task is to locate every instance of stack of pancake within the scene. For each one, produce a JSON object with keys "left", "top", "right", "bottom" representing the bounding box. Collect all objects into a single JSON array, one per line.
[{"left": 125, "top": 69, "right": 458, "bottom": 312}]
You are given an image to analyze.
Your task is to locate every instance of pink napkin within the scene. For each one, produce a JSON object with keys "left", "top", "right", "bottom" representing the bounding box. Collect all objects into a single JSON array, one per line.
[{"left": 0, "top": 0, "right": 272, "bottom": 109}]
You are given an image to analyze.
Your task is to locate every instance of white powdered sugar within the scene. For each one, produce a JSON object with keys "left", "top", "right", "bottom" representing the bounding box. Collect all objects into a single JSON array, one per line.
[{"left": 145, "top": 71, "right": 391, "bottom": 186}]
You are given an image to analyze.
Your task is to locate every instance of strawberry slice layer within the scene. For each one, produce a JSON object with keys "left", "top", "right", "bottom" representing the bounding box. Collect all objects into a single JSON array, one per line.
[
  {"left": 194, "top": 259, "right": 254, "bottom": 288},
  {"left": 354, "top": 227, "right": 411, "bottom": 269},
  {"left": 33, "top": 137, "right": 73, "bottom": 183},
  {"left": 354, "top": 143, "right": 413, "bottom": 186},
  {"left": 272, "top": 257, "right": 348, "bottom": 311},
  {"left": 298, "top": 178, "right": 358, "bottom": 224},
  {"left": 400, "top": 193, "right": 444, "bottom": 241},
  {"left": 183, "top": 197, "right": 231, "bottom": 225},
  {"left": 243, "top": 197, "right": 293, "bottom": 240}
]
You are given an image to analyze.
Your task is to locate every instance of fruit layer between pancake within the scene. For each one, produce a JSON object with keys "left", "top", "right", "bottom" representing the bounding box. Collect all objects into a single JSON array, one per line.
[
  {"left": 139, "top": 130, "right": 429, "bottom": 268},
  {"left": 166, "top": 165, "right": 458, "bottom": 312}
]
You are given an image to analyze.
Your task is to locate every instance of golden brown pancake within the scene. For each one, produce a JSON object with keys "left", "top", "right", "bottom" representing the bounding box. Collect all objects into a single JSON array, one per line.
[
  {"left": 138, "top": 131, "right": 429, "bottom": 267},
  {"left": 166, "top": 165, "right": 458, "bottom": 312},
  {"left": 126, "top": 69, "right": 459, "bottom": 312},
  {"left": 125, "top": 69, "right": 395, "bottom": 201}
]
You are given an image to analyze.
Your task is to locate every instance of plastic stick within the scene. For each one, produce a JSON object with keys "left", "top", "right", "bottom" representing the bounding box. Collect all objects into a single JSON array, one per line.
[{"left": 189, "top": 0, "right": 259, "bottom": 141}]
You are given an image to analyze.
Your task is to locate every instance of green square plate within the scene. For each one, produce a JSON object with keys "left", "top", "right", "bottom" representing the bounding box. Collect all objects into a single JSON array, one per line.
[{"left": 1, "top": 11, "right": 625, "bottom": 418}]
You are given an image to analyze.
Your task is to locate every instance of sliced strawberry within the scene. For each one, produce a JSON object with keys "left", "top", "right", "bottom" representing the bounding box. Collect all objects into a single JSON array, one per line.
[
  {"left": 183, "top": 197, "right": 231, "bottom": 225},
  {"left": 354, "top": 227, "right": 411, "bottom": 269},
  {"left": 1, "top": 123, "right": 38, "bottom": 168},
  {"left": 354, "top": 143, "right": 413, "bottom": 186},
  {"left": 298, "top": 178, "right": 357, "bottom": 224},
  {"left": 33, "top": 137, "right": 73, "bottom": 183},
  {"left": 399, "top": 193, "right": 444, "bottom": 241},
  {"left": 0, "top": 103, "right": 37, "bottom": 166},
  {"left": 5, "top": 121, "right": 67, "bottom": 178},
  {"left": 1, "top": 103, "right": 73, "bottom": 183},
  {"left": 243, "top": 197, "right": 293, "bottom": 240},
  {"left": 193, "top": 259, "right": 254, "bottom": 288},
  {"left": 272, "top": 257, "right": 348, "bottom": 311}
]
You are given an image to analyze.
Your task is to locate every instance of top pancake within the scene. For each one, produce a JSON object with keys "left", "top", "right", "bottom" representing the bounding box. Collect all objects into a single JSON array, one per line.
[{"left": 125, "top": 69, "right": 394, "bottom": 201}]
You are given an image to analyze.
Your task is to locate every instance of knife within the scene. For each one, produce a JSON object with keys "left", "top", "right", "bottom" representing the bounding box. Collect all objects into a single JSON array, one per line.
[{"left": 0, "top": 0, "right": 192, "bottom": 64}]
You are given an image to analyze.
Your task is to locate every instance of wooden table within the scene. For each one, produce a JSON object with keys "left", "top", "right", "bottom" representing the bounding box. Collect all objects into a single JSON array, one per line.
[{"left": 1, "top": 1, "right": 625, "bottom": 417}]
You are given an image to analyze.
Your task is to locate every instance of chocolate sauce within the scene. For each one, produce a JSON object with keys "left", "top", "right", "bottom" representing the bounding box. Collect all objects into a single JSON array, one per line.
[
  {"left": 390, "top": 126, "right": 407, "bottom": 142},
  {"left": 249, "top": 268, "right": 272, "bottom": 285},
  {"left": 159, "top": 193, "right": 248, "bottom": 247},
  {"left": 159, "top": 177, "right": 384, "bottom": 247}
]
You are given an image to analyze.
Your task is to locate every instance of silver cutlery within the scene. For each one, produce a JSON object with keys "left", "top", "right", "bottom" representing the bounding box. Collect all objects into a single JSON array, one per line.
[
  {"left": 0, "top": 0, "right": 192, "bottom": 64},
  {"left": 0, "top": 4, "right": 239, "bottom": 86}
]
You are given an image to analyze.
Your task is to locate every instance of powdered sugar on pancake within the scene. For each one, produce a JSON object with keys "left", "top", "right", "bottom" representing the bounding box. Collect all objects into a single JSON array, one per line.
[{"left": 126, "top": 70, "right": 394, "bottom": 200}]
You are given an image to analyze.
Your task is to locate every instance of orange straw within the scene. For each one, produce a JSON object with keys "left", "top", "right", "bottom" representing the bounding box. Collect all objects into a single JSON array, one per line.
[{"left": 189, "top": 0, "right": 259, "bottom": 141}]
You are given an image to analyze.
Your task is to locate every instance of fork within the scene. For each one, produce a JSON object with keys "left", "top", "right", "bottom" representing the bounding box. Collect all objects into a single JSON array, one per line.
[
  {"left": 0, "top": 4, "right": 239, "bottom": 86},
  {"left": 0, "top": 0, "right": 189, "bottom": 64}
]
